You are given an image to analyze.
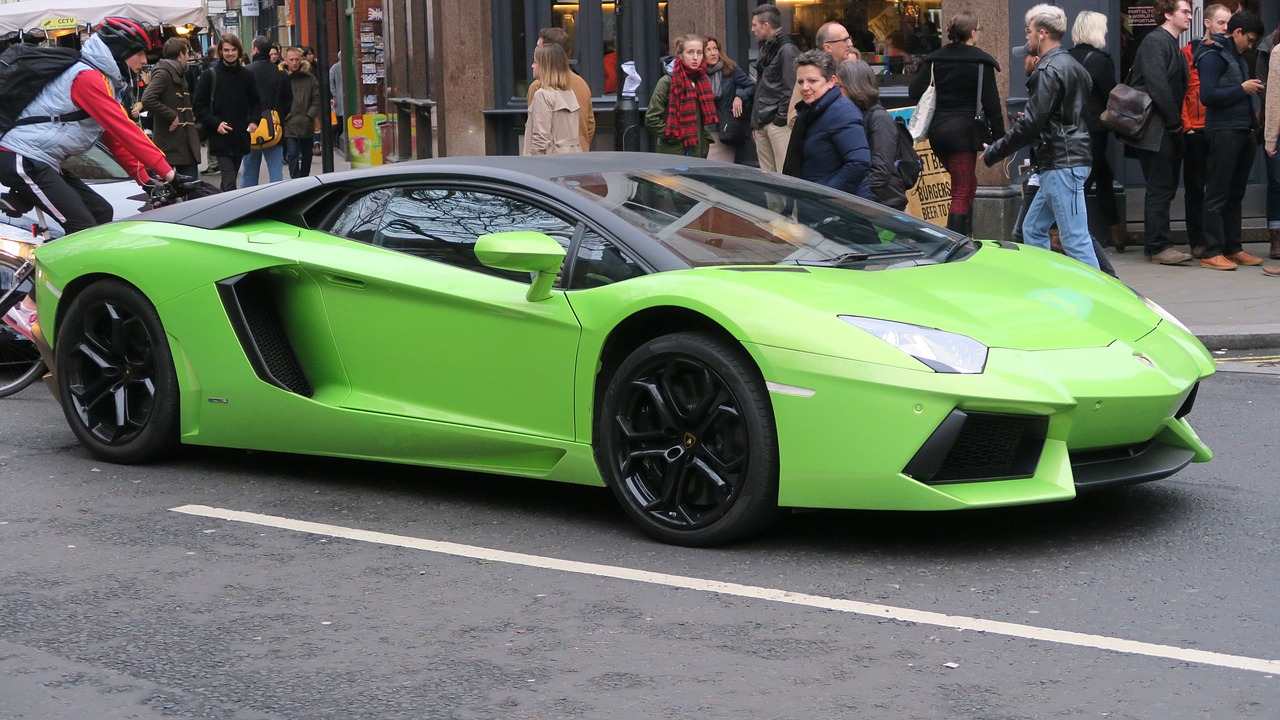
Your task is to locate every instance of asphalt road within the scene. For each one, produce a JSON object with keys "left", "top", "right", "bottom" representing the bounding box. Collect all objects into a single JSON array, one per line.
[{"left": 1, "top": 371, "right": 1277, "bottom": 720}]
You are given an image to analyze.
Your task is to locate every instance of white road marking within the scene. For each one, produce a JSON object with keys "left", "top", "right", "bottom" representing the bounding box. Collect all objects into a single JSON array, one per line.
[{"left": 171, "top": 504, "right": 1280, "bottom": 676}]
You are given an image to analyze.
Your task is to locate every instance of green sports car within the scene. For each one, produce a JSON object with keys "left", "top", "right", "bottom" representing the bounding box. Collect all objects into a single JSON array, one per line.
[{"left": 25, "top": 153, "right": 1213, "bottom": 546}]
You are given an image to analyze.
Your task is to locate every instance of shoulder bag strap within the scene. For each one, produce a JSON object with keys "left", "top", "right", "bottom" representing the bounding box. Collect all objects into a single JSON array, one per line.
[{"left": 975, "top": 63, "right": 984, "bottom": 120}]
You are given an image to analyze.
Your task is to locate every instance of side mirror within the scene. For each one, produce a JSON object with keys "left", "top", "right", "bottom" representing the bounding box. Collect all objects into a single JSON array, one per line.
[{"left": 474, "top": 231, "right": 567, "bottom": 302}]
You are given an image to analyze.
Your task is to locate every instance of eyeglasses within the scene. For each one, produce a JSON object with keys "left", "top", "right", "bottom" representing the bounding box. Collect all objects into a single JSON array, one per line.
[{"left": 825, "top": 35, "right": 854, "bottom": 45}]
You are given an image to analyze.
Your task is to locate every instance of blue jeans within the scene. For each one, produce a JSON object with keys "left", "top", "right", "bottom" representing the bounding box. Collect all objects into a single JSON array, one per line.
[
  {"left": 284, "top": 137, "right": 313, "bottom": 179},
  {"left": 1023, "top": 165, "right": 1099, "bottom": 269},
  {"left": 240, "top": 144, "right": 284, "bottom": 187}
]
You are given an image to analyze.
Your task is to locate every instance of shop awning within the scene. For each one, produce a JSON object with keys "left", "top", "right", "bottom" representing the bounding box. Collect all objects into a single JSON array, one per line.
[{"left": 0, "top": 0, "right": 205, "bottom": 35}]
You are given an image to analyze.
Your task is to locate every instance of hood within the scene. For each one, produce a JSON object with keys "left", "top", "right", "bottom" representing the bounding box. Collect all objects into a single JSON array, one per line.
[
  {"left": 541, "top": 88, "right": 580, "bottom": 112},
  {"left": 80, "top": 34, "right": 124, "bottom": 86},
  {"left": 289, "top": 60, "right": 313, "bottom": 77},
  {"left": 155, "top": 57, "right": 187, "bottom": 79},
  {"left": 694, "top": 244, "right": 1160, "bottom": 353}
]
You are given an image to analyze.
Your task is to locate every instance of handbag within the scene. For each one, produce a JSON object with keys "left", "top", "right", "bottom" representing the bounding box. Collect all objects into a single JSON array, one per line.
[
  {"left": 249, "top": 109, "right": 284, "bottom": 149},
  {"left": 972, "top": 64, "right": 990, "bottom": 146},
  {"left": 718, "top": 94, "right": 753, "bottom": 147},
  {"left": 906, "top": 63, "right": 935, "bottom": 141},
  {"left": 1100, "top": 83, "right": 1152, "bottom": 138}
]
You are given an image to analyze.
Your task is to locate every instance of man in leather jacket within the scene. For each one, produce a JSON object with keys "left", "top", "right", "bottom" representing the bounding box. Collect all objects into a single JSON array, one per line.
[
  {"left": 984, "top": 4, "right": 1098, "bottom": 270},
  {"left": 750, "top": 4, "right": 799, "bottom": 173}
]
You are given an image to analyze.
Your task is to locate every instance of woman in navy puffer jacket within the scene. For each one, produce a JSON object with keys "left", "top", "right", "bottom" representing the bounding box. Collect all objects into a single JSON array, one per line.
[{"left": 782, "top": 50, "right": 870, "bottom": 197}]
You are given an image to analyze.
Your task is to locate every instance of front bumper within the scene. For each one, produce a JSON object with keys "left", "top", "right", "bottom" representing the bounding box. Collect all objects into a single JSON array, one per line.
[{"left": 752, "top": 327, "right": 1213, "bottom": 511}]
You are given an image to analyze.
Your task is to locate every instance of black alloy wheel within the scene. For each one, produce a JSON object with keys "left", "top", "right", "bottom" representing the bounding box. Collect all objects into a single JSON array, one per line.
[
  {"left": 55, "top": 279, "right": 178, "bottom": 463},
  {"left": 597, "top": 331, "right": 783, "bottom": 546}
]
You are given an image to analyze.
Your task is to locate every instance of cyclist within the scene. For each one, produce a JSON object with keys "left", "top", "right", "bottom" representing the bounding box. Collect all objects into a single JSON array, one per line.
[{"left": 1, "top": 17, "right": 178, "bottom": 340}]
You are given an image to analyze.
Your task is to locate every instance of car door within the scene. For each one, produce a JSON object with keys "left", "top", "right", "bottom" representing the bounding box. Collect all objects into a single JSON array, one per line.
[{"left": 306, "top": 183, "right": 584, "bottom": 442}]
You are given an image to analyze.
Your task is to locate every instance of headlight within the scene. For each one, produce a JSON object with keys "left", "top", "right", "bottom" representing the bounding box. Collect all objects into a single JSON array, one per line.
[
  {"left": 840, "top": 316, "right": 988, "bottom": 374},
  {"left": 1142, "top": 296, "right": 1192, "bottom": 335}
]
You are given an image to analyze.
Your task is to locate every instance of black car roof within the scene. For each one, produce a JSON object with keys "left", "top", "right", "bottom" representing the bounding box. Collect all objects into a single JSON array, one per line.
[{"left": 137, "top": 153, "right": 727, "bottom": 230}]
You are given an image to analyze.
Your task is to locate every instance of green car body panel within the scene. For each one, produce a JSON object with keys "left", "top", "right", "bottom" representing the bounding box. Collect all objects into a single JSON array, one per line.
[{"left": 34, "top": 219, "right": 1213, "bottom": 511}]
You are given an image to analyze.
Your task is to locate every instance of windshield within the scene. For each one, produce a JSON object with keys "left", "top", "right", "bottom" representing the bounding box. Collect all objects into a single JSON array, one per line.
[
  {"left": 62, "top": 143, "right": 131, "bottom": 183},
  {"left": 557, "top": 166, "right": 960, "bottom": 267}
]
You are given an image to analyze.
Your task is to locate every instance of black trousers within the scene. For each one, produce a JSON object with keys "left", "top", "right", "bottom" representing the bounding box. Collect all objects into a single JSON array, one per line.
[
  {"left": 1136, "top": 131, "right": 1184, "bottom": 256},
  {"left": 214, "top": 154, "right": 244, "bottom": 192},
  {"left": 0, "top": 150, "right": 113, "bottom": 235},
  {"left": 1084, "top": 131, "right": 1120, "bottom": 226},
  {"left": 1201, "top": 129, "right": 1256, "bottom": 259},
  {"left": 1181, "top": 130, "right": 1209, "bottom": 250}
]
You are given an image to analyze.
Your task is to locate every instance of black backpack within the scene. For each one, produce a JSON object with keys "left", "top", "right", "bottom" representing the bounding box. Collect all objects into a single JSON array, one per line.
[
  {"left": 891, "top": 115, "right": 923, "bottom": 190},
  {"left": 0, "top": 45, "right": 88, "bottom": 139}
]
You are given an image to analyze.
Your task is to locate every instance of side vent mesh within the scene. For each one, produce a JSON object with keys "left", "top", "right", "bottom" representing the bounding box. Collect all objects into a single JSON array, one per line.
[{"left": 217, "top": 274, "right": 314, "bottom": 397}]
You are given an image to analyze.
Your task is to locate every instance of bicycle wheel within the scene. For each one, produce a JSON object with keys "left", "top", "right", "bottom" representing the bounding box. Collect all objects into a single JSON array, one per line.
[{"left": 0, "top": 325, "right": 45, "bottom": 398}]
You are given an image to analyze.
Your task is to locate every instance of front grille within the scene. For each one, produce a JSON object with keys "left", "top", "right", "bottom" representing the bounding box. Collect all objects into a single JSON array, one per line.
[{"left": 904, "top": 410, "right": 1048, "bottom": 484}]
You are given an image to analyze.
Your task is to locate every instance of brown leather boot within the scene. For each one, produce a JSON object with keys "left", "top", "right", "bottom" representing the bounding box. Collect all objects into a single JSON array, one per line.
[
  {"left": 1109, "top": 223, "right": 1131, "bottom": 253},
  {"left": 1270, "top": 229, "right": 1280, "bottom": 259}
]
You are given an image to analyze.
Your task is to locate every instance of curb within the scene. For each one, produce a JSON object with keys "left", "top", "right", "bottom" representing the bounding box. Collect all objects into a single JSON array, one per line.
[{"left": 1192, "top": 324, "right": 1280, "bottom": 351}]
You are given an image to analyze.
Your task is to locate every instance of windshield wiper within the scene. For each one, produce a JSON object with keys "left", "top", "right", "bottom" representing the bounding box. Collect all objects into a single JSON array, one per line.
[
  {"left": 788, "top": 250, "right": 925, "bottom": 267},
  {"left": 932, "top": 237, "right": 973, "bottom": 263}
]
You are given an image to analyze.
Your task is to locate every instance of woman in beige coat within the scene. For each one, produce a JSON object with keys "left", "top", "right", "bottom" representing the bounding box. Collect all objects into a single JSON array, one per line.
[{"left": 525, "top": 43, "right": 582, "bottom": 155}]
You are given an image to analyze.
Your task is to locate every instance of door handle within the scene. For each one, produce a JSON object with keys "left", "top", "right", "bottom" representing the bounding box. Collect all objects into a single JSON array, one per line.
[{"left": 323, "top": 273, "right": 366, "bottom": 289}]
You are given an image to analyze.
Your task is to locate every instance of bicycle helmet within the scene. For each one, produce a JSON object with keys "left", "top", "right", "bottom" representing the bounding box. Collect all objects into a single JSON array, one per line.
[{"left": 96, "top": 17, "right": 155, "bottom": 62}]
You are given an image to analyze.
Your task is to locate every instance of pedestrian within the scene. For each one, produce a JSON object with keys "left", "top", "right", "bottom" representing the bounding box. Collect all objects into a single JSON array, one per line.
[
  {"left": 269, "top": 43, "right": 281, "bottom": 65},
  {"left": 750, "top": 3, "right": 799, "bottom": 173},
  {"left": 782, "top": 50, "right": 870, "bottom": 197},
  {"left": 329, "top": 51, "right": 345, "bottom": 155},
  {"left": 1193, "top": 10, "right": 1266, "bottom": 270},
  {"left": 282, "top": 47, "right": 320, "bottom": 178},
  {"left": 835, "top": 58, "right": 906, "bottom": 209},
  {"left": 193, "top": 34, "right": 261, "bottom": 192},
  {"left": 702, "top": 36, "right": 754, "bottom": 163},
  {"left": 1260, "top": 24, "right": 1280, "bottom": 261},
  {"left": 983, "top": 5, "right": 1098, "bottom": 270},
  {"left": 645, "top": 34, "right": 717, "bottom": 158},
  {"left": 909, "top": 11, "right": 1005, "bottom": 235},
  {"left": 524, "top": 42, "right": 582, "bottom": 155},
  {"left": 527, "top": 27, "right": 594, "bottom": 151},
  {"left": 1123, "top": 0, "right": 1193, "bottom": 265},
  {"left": 1180, "top": 4, "right": 1233, "bottom": 259},
  {"left": 141, "top": 37, "right": 202, "bottom": 180},
  {"left": 241, "top": 36, "right": 292, "bottom": 187},
  {"left": 1068, "top": 11, "right": 1131, "bottom": 253}
]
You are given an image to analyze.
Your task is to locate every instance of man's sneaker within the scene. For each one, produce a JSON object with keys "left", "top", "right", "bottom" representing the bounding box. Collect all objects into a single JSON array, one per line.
[
  {"left": 0, "top": 192, "right": 32, "bottom": 218},
  {"left": 1224, "top": 250, "right": 1264, "bottom": 266},
  {"left": 1262, "top": 265, "right": 1280, "bottom": 277},
  {"left": 2, "top": 303, "right": 37, "bottom": 342},
  {"left": 1146, "top": 247, "right": 1193, "bottom": 265},
  {"left": 1200, "top": 255, "right": 1238, "bottom": 271}
]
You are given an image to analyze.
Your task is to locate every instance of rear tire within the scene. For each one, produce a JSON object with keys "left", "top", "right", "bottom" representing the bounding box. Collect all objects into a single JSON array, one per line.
[
  {"left": 596, "top": 331, "right": 784, "bottom": 546},
  {"left": 55, "top": 280, "right": 179, "bottom": 463}
]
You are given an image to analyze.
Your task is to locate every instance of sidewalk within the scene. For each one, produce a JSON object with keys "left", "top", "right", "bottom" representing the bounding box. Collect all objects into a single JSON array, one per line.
[{"left": 1106, "top": 243, "right": 1280, "bottom": 350}]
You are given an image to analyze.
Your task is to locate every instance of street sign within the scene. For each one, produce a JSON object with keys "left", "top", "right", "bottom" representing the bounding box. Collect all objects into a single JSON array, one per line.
[{"left": 40, "top": 17, "right": 79, "bottom": 30}]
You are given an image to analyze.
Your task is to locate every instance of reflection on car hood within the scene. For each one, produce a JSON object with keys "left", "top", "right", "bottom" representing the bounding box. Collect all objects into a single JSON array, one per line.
[{"left": 705, "top": 244, "right": 1157, "bottom": 351}]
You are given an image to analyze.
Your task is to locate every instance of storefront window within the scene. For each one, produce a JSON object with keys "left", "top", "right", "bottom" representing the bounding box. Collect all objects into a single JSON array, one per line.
[{"left": 770, "top": 0, "right": 943, "bottom": 88}]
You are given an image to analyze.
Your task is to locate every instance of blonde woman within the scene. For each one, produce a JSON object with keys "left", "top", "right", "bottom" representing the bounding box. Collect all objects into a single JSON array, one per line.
[
  {"left": 1068, "top": 10, "right": 1129, "bottom": 252},
  {"left": 525, "top": 43, "right": 583, "bottom": 155}
]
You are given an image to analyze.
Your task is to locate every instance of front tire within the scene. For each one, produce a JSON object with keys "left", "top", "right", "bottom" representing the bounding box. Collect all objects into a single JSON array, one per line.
[
  {"left": 55, "top": 280, "right": 179, "bottom": 463},
  {"left": 596, "top": 332, "right": 783, "bottom": 546}
]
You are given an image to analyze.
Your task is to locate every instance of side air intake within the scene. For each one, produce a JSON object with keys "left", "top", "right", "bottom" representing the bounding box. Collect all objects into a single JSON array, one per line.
[{"left": 216, "top": 273, "right": 314, "bottom": 397}]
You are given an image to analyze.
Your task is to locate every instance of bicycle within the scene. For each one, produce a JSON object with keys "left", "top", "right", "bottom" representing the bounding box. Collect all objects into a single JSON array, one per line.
[
  {"left": 0, "top": 217, "right": 46, "bottom": 397},
  {"left": 0, "top": 176, "right": 215, "bottom": 397}
]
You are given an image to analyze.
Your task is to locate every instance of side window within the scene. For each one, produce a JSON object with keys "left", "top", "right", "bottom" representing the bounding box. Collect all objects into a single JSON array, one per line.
[
  {"left": 571, "top": 229, "right": 645, "bottom": 289},
  {"left": 375, "top": 188, "right": 575, "bottom": 283},
  {"left": 325, "top": 188, "right": 394, "bottom": 244}
]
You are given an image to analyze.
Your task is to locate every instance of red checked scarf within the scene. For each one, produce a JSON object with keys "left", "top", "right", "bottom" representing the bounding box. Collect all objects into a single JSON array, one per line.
[{"left": 665, "top": 60, "right": 718, "bottom": 148}]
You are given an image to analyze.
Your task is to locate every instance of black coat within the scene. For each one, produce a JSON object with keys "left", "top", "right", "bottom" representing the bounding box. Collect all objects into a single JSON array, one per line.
[
  {"left": 246, "top": 51, "right": 293, "bottom": 117},
  {"left": 193, "top": 60, "right": 262, "bottom": 157},
  {"left": 1122, "top": 25, "right": 1188, "bottom": 152},
  {"left": 707, "top": 61, "right": 754, "bottom": 133},
  {"left": 1067, "top": 44, "right": 1116, "bottom": 134},
  {"left": 909, "top": 43, "right": 1005, "bottom": 155}
]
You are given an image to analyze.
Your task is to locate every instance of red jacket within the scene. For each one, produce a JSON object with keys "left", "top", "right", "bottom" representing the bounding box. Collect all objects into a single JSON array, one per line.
[
  {"left": 71, "top": 69, "right": 173, "bottom": 183},
  {"left": 1181, "top": 41, "right": 1207, "bottom": 132}
]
